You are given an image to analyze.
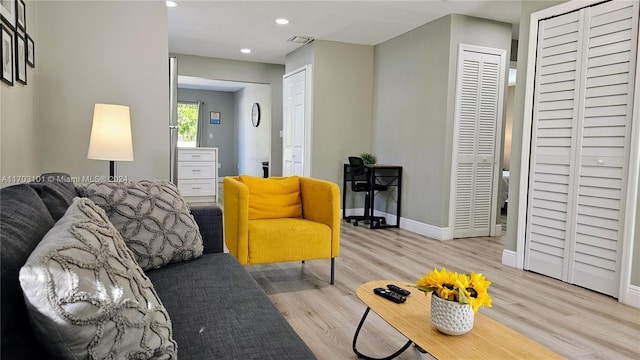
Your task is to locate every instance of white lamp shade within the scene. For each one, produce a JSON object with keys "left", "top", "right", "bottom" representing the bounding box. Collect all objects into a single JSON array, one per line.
[{"left": 87, "top": 104, "right": 134, "bottom": 161}]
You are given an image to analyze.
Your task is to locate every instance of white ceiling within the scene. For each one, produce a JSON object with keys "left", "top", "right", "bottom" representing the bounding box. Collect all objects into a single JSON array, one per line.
[
  {"left": 178, "top": 76, "right": 253, "bottom": 91},
  {"left": 168, "top": 0, "right": 524, "bottom": 65}
]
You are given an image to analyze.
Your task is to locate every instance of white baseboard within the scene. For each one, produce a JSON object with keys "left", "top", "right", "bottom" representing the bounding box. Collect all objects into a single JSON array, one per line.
[
  {"left": 621, "top": 285, "right": 640, "bottom": 308},
  {"left": 501, "top": 249, "right": 518, "bottom": 268},
  {"left": 343, "top": 208, "right": 365, "bottom": 217},
  {"left": 397, "top": 215, "right": 452, "bottom": 240},
  {"left": 342, "top": 208, "right": 451, "bottom": 240}
]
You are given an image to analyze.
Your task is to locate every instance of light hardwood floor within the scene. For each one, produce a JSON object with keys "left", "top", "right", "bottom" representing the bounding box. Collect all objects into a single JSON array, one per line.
[{"left": 245, "top": 221, "right": 640, "bottom": 360}]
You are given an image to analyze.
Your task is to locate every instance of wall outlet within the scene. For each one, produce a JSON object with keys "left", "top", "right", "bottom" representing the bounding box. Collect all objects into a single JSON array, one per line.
[
  {"left": 218, "top": 163, "right": 221, "bottom": 168},
  {"left": 209, "top": 133, "right": 213, "bottom": 139}
]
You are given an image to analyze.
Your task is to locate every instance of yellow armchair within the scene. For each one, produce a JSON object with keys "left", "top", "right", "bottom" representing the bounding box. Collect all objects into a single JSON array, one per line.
[{"left": 223, "top": 175, "right": 340, "bottom": 284}]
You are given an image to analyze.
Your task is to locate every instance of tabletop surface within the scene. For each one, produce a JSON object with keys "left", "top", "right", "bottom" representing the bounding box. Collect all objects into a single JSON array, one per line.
[{"left": 356, "top": 280, "right": 564, "bottom": 360}]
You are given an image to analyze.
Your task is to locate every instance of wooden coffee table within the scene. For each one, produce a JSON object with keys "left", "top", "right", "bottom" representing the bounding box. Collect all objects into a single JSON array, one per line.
[{"left": 353, "top": 280, "right": 564, "bottom": 359}]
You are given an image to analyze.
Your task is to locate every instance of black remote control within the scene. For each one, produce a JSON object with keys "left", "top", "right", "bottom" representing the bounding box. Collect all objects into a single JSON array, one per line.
[
  {"left": 373, "top": 287, "right": 406, "bottom": 303},
  {"left": 387, "top": 284, "right": 411, "bottom": 296}
]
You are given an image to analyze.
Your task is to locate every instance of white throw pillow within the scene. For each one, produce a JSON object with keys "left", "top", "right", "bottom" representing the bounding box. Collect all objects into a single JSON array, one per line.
[
  {"left": 19, "top": 197, "right": 177, "bottom": 360},
  {"left": 79, "top": 180, "right": 203, "bottom": 270}
]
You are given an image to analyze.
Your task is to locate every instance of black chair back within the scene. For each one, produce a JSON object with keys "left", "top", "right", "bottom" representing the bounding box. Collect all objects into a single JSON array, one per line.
[{"left": 348, "top": 157, "right": 367, "bottom": 192}]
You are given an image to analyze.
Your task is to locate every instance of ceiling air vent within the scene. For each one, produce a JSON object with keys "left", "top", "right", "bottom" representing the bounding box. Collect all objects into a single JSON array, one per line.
[{"left": 287, "top": 36, "right": 314, "bottom": 44}]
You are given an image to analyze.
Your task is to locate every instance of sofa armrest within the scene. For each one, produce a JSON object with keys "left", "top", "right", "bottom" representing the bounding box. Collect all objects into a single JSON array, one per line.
[
  {"left": 190, "top": 204, "right": 224, "bottom": 254},
  {"left": 223, "top": 177, "right": 250, "bottom": 263},
  {"left": 299, "top": 177, "right": 341, "bottom": 258}
]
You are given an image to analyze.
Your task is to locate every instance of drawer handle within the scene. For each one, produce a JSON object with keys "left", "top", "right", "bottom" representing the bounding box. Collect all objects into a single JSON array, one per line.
[
  {"left": 192, "top": 169, "right": 201, "bottom": 172},
  {"left": 191, "top": 155, "right": 201, "bottom": 158},
  {"left": 192, "top": 187, "right": 201, "bottom": 190}
]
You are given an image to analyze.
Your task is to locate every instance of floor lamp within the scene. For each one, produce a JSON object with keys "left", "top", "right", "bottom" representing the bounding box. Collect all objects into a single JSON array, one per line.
[{"left": 87, "top": 104, "right": 134, "bottom": 179}]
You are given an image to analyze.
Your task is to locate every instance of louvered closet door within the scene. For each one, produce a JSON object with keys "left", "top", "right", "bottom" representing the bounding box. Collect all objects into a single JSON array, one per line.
[
  {"left": 453, "top": 48, "right": 504, "bottom": 238},
  {"left": 525, "top": 10, "right": 583, "bottom": 280},
  {"left": 526, "top": 0, "right": 638, "bottom": 297},
  {"left": 572, "top": 1, "right": 638, "bottom": 296}
]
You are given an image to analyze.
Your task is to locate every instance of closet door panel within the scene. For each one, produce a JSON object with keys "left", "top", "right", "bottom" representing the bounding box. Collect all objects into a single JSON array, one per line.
[
  {"left": 452, "top": 48, "right": 504, "bottom": 238},
  {"left": 571, "top": 0, "right": 638, "bottom": 296},
  {"left": 453, "top": 52, "right": 480, "bottom": 237},
  {"left": 524, "top": 9, "right": 582, "bottom": 278},
  {"left": 454, "top": 164, "right": 473, "bottom": 233}
]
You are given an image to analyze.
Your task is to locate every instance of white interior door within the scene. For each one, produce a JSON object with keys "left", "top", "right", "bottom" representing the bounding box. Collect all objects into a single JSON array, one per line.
[
  {"left": 526, "top": 0, "right": 638, "bottom": 297},
  {"left": 283, "top": 66, "right": 311, "bottom": 176},
  {"left": 451, "top": 45, "right": 506, "bottom": 238}
]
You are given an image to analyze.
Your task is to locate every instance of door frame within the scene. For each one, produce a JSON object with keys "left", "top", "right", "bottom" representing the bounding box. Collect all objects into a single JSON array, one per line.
[
  {"left": 517, "top": 0, "right": 640, "bottom": 306},
  {"left": 282, "top": 64, "right": 313, "bottom": 176},
  {"left": 448, "top": 43, "right": 507, "bottom": 238}
]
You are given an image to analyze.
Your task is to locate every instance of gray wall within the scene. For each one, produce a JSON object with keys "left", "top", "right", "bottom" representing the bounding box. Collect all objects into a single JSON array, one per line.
[
  {"left": 177, "top": 88, "right": 235, "bottom": 177},
  {"left": 285, "top": 42, "right": 315, "bottom": 74},
  {"left": 372, "top": 14, "right": 511, "bottom": 228},
  {"left": 373, "top": 15, "right": 452, "bottom": 226},
  {"left": 284, "top": 40, "right": 374, "bottom": 190},
  {"left": 0, "top": 0, "right": 39, "bottom": 184},
  {"left": 170, "top": 54, "right": 284, "bottom": 176},
  {"left": 505, "top": 0, "right": 566, "bottom": 252},
  {"left": 35, "top": 1, "right": 169, "bottom": 181},
  {"left": 311, "top": 41, "right": 374, "bottom": 185},
  {"left": 235, "top": 84, "right": 271, "bottom": 176}
]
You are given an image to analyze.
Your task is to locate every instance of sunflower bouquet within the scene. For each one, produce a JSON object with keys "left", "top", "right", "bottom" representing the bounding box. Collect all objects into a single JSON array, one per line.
[{"left": 416, "top": 267, "right": 492, "bottom": 313}]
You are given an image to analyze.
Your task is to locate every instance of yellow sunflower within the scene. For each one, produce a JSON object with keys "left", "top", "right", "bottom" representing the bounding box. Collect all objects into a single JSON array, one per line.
[
  {"left": 416, "top": 268, "right": 493, "bottom": 313},
  {"left": 416, "top": 267, "right": 463, "bottom": 301},
  {"left": 454, "top": 274, "right": 472, "bottom": 304},
  {"left": 467, "top": 272, "right": 492, "bottom": 312}
]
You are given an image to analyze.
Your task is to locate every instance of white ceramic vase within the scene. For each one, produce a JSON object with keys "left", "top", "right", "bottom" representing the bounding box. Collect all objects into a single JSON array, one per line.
[{"left": 430, "top": 294, "right": 474, "bottom": 335}]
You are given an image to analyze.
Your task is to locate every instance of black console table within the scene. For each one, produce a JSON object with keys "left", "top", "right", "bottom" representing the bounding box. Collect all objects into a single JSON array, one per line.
[{"left": 342, "top": 164, "right": 402, "bottom": 229}]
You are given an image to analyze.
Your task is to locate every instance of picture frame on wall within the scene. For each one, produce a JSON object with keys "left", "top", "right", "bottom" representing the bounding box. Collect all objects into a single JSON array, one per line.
[
  {"left": 26, "top": 33, "right": 32, "bottom": 67},
  {"left": 0, "top": 0, "right": 15, "bottom": 29},
  {"left": 15, "top": 30, "right": 25, "bottom": 84},
  {"left": 1, "top": 23, "right": 13, "bottom": 85},
  {"left": 16, "top": 0, "right": 25, "bottom": 31},
  {"left": 210, "top": 111, "right": 221, "bottom": 124}
]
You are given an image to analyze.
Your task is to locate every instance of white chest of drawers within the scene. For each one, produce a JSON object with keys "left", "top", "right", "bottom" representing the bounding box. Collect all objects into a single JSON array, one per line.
[{"left": 177, "top": 147, "right": 218, "bottom": 203}]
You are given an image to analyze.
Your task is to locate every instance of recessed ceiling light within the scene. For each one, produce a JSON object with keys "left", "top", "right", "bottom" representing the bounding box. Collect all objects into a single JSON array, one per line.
[
  {"left": 240, "top": 48, "right": 252, "bottom": 54},
  {"left": 275, "top": 18, "right": 289, "bottom": 25},
  {"left": 166, "top": 1, "right": 178, "bottom": 7}
]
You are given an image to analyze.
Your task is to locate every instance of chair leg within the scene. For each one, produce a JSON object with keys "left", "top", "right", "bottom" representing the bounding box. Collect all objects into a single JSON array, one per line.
[
  {"left": 330, "top": 258, "right": 335, "bottom": 285},
  {"left": 364, "top": 192, "right": 371, "bottom": 223}
]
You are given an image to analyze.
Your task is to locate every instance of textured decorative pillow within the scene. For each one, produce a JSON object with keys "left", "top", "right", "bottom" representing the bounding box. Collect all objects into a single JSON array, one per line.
[
  {"left": 79, "top": 180, "right": 203, "bottom": 270},
  {"left": 19, "top": 197, "right": 177, "bottom": 360},
  {"left": 238, "top": 175, "right": 303, "bottom": 220}
]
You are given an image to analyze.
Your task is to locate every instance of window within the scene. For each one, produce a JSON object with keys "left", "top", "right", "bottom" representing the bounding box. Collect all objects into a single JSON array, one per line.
[{"left": 177, "top": 102, "right": 199, "bottom": 147}]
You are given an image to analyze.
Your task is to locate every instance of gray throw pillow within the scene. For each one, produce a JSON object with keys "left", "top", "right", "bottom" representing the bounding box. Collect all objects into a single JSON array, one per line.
[
  {"left": 19, "top": 197, "right": 177, "bottom": 360},
  {"left": 79, "top": 180, "right": 204, "bottom": 270}
]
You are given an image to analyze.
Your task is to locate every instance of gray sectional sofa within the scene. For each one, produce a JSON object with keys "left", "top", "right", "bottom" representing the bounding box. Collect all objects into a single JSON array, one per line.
[{"left": 0, "top": 173, "right": 316, "bottom": 359}]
